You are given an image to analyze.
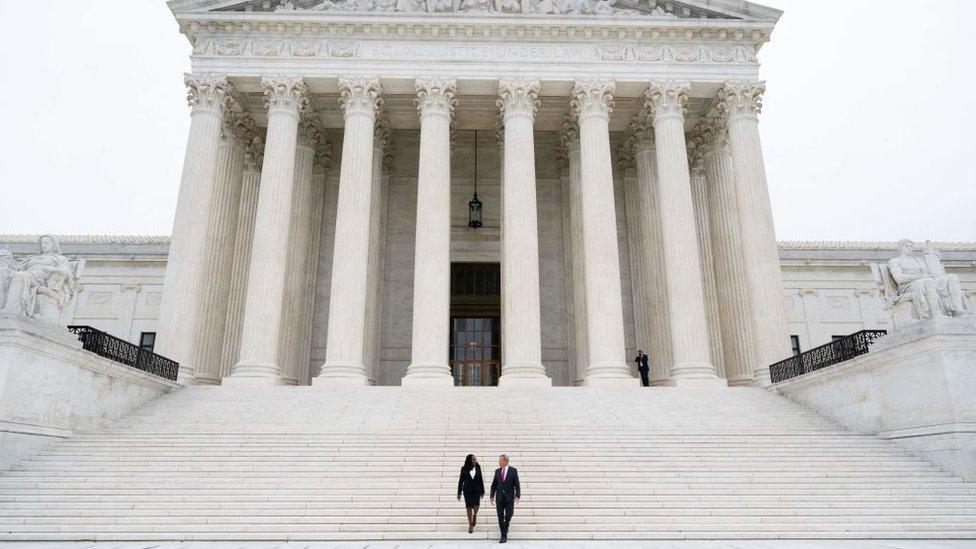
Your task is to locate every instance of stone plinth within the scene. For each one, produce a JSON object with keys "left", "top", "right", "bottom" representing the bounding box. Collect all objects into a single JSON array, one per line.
[
  {"left": 0, "top": 315, "right": 179, "bottom": 471},
  {"left": 773, "top": 317, "right": 976, "bottom": 480}
]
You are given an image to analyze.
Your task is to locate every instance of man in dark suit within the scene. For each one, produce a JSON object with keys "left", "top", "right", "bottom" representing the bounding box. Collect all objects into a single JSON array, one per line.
[
  {"left": 489, "top": 454, "right": 520, "bottom": 543},
  {"left": 635, "top": 350, "right": 650, "bottom": 387}
]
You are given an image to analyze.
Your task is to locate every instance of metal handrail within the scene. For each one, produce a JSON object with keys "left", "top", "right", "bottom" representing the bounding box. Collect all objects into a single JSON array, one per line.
[
  {"left": 769, "top": 330, "right": 887, "bottom": 384},
  {"left": 67, "top": 325, "right": 180, "bottom": 382}
]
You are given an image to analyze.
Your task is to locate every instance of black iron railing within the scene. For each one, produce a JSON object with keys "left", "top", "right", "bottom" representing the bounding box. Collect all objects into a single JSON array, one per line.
[
  {"left": 769, "top": 330, "right": 887, "bottom": 384},
  {"left": 67, "top": 326, "right": 179, "bottom": 382}
]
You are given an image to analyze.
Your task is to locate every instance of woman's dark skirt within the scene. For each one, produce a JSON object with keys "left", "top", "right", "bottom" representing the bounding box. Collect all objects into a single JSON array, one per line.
[{"left": 462, "top": 489, "right": 482, "bottom": 508}]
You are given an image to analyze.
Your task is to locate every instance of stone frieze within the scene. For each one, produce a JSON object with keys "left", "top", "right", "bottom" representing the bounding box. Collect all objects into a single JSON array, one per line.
[{"left": 196, "top": 37, "right": 756, "bottom": 64}]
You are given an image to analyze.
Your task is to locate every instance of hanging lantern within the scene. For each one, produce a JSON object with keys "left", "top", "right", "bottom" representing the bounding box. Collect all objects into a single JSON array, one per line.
[
  {"left": 468, "top": 130, "right": 484, "bottom": 229},
  {"left": 468, "top": 193, "right": 483, "bottom": 229}
]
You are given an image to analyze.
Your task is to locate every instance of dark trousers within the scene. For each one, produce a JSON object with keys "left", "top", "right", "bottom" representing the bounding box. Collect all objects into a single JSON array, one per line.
[
  {"left": 495, "top": 496, "right": 514, "bottom": 537},
  {"left": 639, "top": 368, "right": 649, "bottom": 387}
]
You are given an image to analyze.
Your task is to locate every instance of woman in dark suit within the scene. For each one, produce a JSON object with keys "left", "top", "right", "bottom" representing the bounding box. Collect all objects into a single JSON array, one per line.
[{"left": 457, "top": 453, "right": 485, "bottom": 533}]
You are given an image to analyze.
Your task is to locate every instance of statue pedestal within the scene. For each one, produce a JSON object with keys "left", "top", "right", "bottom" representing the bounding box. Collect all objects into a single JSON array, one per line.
[
  {"left": 773, "top": 317, "right": 976, "bottom": 480},
  {"left": 0, "top": 314, "right": 179, "bottom": 471}
]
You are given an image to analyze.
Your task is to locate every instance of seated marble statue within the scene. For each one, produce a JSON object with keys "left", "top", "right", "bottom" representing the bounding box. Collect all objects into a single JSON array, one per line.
[
  {"left": 0, "top": 248, "right": 17, "bottom": 312},
  {"left": 879, "top": 239, "right": 969, "bottom": 325},
  {"left": 0, "top": 235, "right": 81, "bottom": 325}
]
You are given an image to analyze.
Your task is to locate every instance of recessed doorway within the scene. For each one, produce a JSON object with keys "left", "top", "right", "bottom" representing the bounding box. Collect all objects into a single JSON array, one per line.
[{"left": 450, "top": 262, "right": 501, "bottom": 387}]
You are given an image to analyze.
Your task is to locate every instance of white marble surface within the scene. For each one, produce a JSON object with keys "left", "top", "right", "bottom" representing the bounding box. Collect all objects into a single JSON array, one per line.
[
  {"left": 773, "top": 317, "right": 976, "bottom": 481},
  {"left": 0, "top": 315, "right": 178, "bottom": 470},
  {"left": 2, "top": 541, "right": 976, "bottom": 549},
  {"left": 227, "top": 76, "right": 307, "bottom": 386}
]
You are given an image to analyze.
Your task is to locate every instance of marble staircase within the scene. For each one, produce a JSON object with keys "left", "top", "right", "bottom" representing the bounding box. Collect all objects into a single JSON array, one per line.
[{"left": 2, "top": 386, "right": 976, "bottom": 541}]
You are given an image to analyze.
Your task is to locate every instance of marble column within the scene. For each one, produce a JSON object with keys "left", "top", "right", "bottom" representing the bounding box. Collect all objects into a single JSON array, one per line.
[
  {"left": 192, "top": 110, "right": 250, "bottom": 385},
  {"left": 619, "top": 143, "right": 651, "bottom": 372},
  {"left": 296, "top": 154, "right": 330, "bottom": 385},
  {"left": 219, "top": 136, "right": 263, "bottom": 380},
  {"left": 497, "top": 78, "right": 551, "bottom": 387},
  {"left": 570, "top": 79, "right": 634, "bottom": 386},
  {"left": 687, "top": 136, "right": 727, "bottom": 379},
  {"left": 559, "top": 119, "right": 588, "bottom": 385},
  {"left": 718, "top": 81, "right": 791, "bottom": 385},
  {"left": 644, "top": 81, "right": 721, "bottom": 386},
  {"left": 403, "top": 77, "right": 457, "bottom": 388},
  {"left": 630, "top": 127, "right": 673, "bottom": 385},
  {"left": 156, "top": 74, "right": 231, "bottom": 382},
  {"left": 278, "top": 116, "right": 317, "bottom": 386},
  {"left": 363, "top": 118, "right": 392, "bottom": 385},
  {"left": 317, "top": 76, "right": 383, "bottom": 386},
  {"left": 227, "top": 76, "right": 308, "bottom": 386},
  {"left": 699, "top": 118, "right": 760, "bottom": 386}
]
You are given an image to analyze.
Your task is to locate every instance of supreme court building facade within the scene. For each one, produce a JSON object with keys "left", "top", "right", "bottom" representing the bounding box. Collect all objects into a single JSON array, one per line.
[{"left": 158, "top": 0, "right": 790, "bottom": 389}]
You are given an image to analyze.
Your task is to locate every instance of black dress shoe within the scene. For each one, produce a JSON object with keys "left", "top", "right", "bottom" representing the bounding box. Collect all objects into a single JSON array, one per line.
[{"left": 499, "top": 538, "right": 507, "bottom": 544}]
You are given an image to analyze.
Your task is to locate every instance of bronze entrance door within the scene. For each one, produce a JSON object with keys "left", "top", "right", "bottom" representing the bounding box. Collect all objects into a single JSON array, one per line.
[
  {"left": 450, "top": 317, "right": 500, "bottom": 386},
  {"left": 449, "top": 263, "right": 501, "bottom": 387}
]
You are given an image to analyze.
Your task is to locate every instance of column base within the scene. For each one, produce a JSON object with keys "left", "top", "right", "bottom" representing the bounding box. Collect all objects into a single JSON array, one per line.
[
  {"left": 222, "top": 375, "right": 285, "bottom": 387},
  {"left": 192, "top": 374, "right": 221, "bottom": 386},
  {"left": 401, "top": 367, "right": 454, "bottom": 388},
  {"left": 672, "top": 376, "right": 728, "bottom": 388},
  {"left": 223, "top": 361, "right": 284, "bottom": 387},
  {"left": 312, "top": 372, "right": 370, "bottom": 387},
  {"left": 582, "top": 361, "right": 635, "bottom": 385},
  {"left": 315, "top": 362, "right": 368, "bottom": 386},
  {"left": 498, "top": 372, "right": 552, "bottom": 388},
  {"left": 581, "top": 376, "right": 640, "bottom": 388}
]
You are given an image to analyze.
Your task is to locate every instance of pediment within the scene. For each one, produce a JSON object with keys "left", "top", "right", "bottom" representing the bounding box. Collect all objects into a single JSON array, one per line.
[{"left": 169, "top": 0, "right": 780, "bottom": 21}]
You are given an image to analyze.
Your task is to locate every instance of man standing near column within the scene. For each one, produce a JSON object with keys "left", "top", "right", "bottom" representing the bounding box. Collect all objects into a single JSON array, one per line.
[
  {"left": 643, "top": 80, "right": 721, "bottom": 386},
  {"left": 489, "top": 454, "right": 520, "bottom": 544},
  {"left": 569, "top": 79, "right": 634, "bottom": 386},
  {"left": 634, "top": 350, "right": 650, "bottom": 387}
]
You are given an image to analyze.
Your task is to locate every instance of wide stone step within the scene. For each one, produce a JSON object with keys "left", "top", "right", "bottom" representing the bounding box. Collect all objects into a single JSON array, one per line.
[{"left": 4, "top": 386, "right": 976, "bottom": 541}]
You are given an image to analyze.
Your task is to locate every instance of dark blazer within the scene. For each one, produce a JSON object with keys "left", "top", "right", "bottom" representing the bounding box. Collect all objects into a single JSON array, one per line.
[
  {"left": 635, "top": 354, "right": 649, "bottom": 371},
  {"left": 457, "top": 464, "right": 485, "bottom": 506},
  {"left": 490, "top": 466, "right": 521, "bottom": 502}
]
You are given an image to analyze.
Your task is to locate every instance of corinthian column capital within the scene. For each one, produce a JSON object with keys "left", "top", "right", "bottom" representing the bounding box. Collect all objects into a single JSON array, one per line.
[
  {"left": 559, "top": 115, "right": 579, "bottom": 150},
  {"left": 686, "top": 133, "right": 706, "bottom": 178},
  {"left": 415, "top": 77, "right": 458, "bottom": 120},
  {"left": 299, "top": 110, "right": 332, "bottom": 170},
  {"left": 626, "top": 118, "right": 655, "bottom": 152},
  {"left": 617, "top": 139, "right": 636, "bottom": 174},
  {"left": 221, "top": 108, "right": 255, "bottom": 146},
  {"left": 262, "top": 76, "right": 309, "bottom": 118},
  {"left": 338, "top": 76, "right": 384, "bottom": 119},
  {"left": 695, "top": 117, "right": 730, "bottom": 155},
  {"left": 644, "top": 80, "right": 690, "bottom": 124},
  {"left": 570, "top": 79, "right": 615, "bottom": 121},
  {"left": 374, "top": 115, "right": 393, "bottom": 150},
  {"left": 717, "top": 80, "right": 766, "bottom": 122},
  {"left": 556, "top": 115, "right": 579, "bottom": 176},
  {"left": 497, "top": 77, "right": 541, "bottom": 120},
  {"left": 184, "top": 73, "right": 233, "bottom": 114},
  {"left": 243, "top": 135, "right": 265, "bottom": 172}
]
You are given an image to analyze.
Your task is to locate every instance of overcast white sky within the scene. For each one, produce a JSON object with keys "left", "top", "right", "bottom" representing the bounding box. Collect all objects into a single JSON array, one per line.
[{"left": 1, "top": 0, "right": 973, "bottom": 241}]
